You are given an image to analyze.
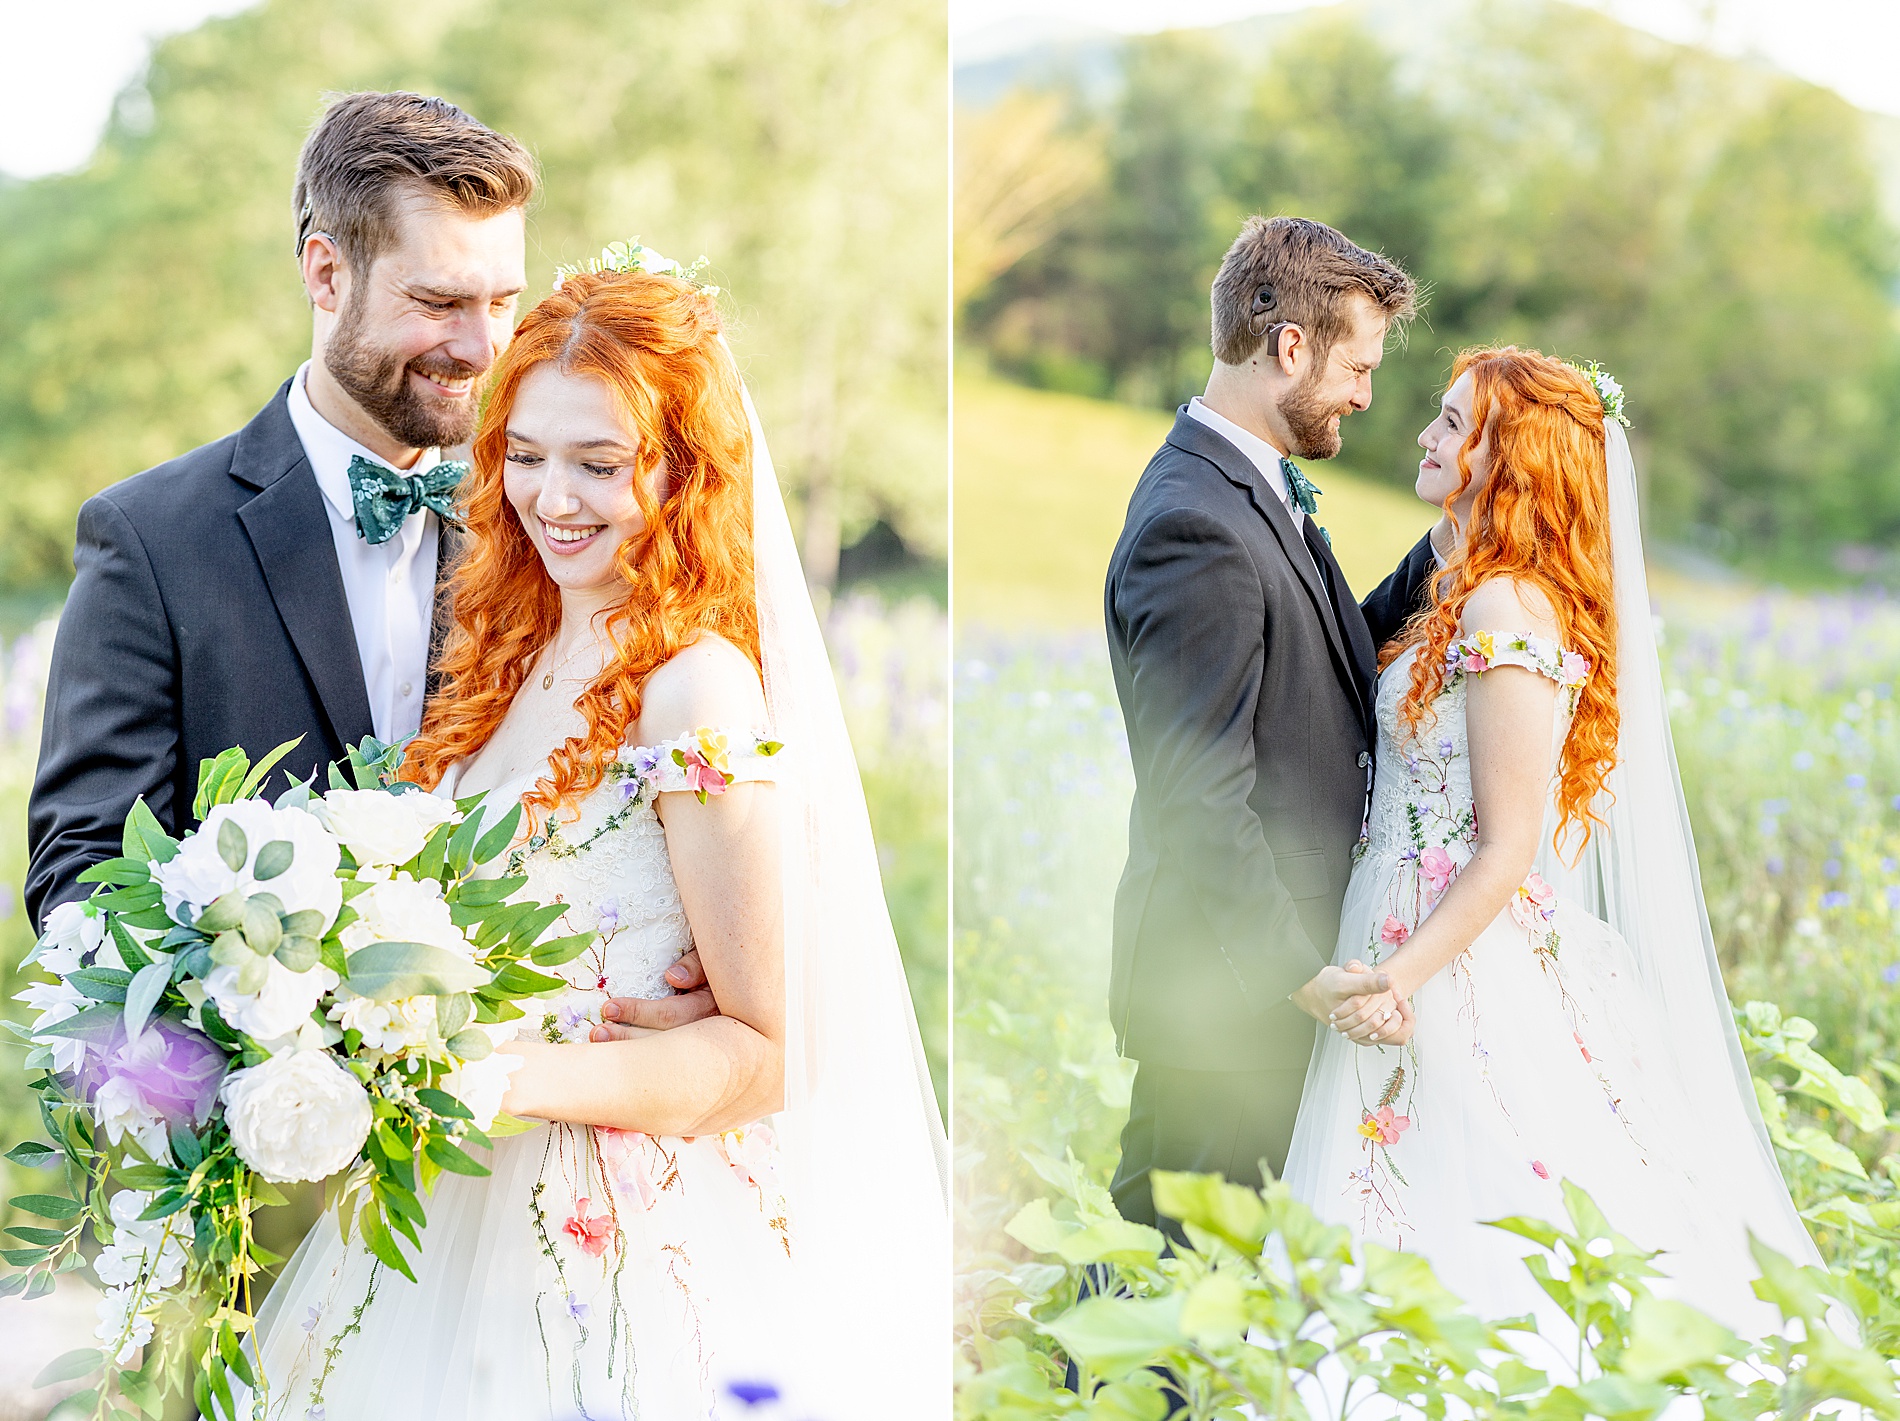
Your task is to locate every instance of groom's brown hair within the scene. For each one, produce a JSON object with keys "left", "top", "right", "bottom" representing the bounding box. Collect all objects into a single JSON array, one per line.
[
  {"left": 1211, "top": 216, "right": 1417, "bottom": 366},
  {"left": 293, "top": 91, "right": 538, "bottom": 272}
]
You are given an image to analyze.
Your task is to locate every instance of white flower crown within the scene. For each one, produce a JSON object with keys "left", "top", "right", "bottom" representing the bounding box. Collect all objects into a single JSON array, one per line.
[
  {"left": 552, "top": 237, "right": 721, "bottom": 299},
  {"left": 1575, "top": 359, "right": 1630, "bottom": 428}
]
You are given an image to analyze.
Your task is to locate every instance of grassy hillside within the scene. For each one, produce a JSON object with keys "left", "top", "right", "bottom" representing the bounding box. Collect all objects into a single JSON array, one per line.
[{"left": 953, "top": 367, "right": 1439, "bottom": 627}]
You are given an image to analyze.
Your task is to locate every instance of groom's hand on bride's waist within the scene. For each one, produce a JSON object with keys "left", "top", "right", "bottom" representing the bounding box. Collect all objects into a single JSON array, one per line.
[{"left": 590, "top": 950, "right": 720, "bottom": 1039}]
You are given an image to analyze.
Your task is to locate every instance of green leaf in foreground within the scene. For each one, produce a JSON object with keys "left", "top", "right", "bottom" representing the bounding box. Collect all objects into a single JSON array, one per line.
[
  {"left": 32, "top": 1348, "right": 103, "bottom": 1387},
  {"left": 343, "top": 941, "right": 489, "bottom": 1002}
]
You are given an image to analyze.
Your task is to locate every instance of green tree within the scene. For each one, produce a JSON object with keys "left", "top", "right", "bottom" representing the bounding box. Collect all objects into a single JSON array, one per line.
[{"left": 0, "top": 0, "right": 946, "bottom": 594}]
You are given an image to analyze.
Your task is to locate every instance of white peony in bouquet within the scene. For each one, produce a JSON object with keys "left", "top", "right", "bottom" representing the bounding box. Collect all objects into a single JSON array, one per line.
[{"left": 3, "top": 737, "right": 590, "bottom": 1421}]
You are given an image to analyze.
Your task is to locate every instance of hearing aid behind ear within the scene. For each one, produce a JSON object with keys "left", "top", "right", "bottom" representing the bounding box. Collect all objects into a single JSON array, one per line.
[{"left": 1249, "top": 283, "right": 1295, "bottom": 360}]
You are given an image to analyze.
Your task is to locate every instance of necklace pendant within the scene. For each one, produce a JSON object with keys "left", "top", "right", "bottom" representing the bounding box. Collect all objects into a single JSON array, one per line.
[{"left": 542, "top": 674, "right": 554, "bottom": 690}]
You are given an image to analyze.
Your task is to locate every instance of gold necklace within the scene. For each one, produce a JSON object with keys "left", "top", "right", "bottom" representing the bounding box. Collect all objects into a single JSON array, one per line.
[{"left": 539, "top": 635, "right": 608, "bottom": 691}]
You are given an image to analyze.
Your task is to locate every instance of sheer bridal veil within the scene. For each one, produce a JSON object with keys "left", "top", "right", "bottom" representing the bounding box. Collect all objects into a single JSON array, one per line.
[
  {"left": 739, "top": 367, "right": 951, "bottom": 1415},
  {"left": 1535, "top": 418, "right": 1822, "bottom": 1270}
]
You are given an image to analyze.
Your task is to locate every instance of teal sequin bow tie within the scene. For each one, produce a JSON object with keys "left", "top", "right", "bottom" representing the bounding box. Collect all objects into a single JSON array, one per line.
[{"left": 345, "top": 455, "right": 467, "bottom": 545}]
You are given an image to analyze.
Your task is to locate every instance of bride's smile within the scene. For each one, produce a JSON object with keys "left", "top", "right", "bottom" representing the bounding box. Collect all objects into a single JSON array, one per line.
[{"left": 502, "top": 362, "right": 665, "bottom": 599}]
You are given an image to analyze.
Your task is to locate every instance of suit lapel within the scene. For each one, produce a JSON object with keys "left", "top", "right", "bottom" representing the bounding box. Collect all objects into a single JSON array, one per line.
[
  {"left": 230, "top": 386, "right": 376, "bottom": 749},
  {"left": 425, "top": 520, "right": 463, "bottom": 702},
  {"left": 1165, "top": 412, "right": 1369, "bottom": 727},
  {"left": 1303, "top": 519, "right": 1379, "bottom": 736}
]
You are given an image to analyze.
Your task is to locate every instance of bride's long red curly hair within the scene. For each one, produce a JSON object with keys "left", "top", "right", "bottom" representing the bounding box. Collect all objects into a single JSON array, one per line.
[
  {"left": 402, "top": 270, "right": 759, "bottom": 822},
  {"left": 1382, "top": 346, "right": 1619, "bottom": 849}
]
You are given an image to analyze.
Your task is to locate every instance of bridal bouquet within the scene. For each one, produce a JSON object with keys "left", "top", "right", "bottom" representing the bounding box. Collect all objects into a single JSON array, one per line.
[{"left": 3, "top": 738, "right": 588, "bottom": 1421}]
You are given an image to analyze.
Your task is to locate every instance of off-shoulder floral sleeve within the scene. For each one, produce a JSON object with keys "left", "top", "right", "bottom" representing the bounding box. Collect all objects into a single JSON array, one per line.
[
  {"left": 630, "top": 727, "right": 785, "bottom": 803},
  {"left": 1443, "top": 631, "right": 1591, "bottom": 712}
]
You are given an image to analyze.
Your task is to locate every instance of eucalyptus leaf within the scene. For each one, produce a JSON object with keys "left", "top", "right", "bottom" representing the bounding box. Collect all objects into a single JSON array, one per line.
[
  {"left": 445, "top": 1029, "right": 493, "bottom": 1061},
  {"left": 33, "top": 1348, "right": 103, "bottom": 1387},
  {"left": 344, "top": 942, "right": 488, "bottom": 1003},
  {"left": 434, "top": 993, "right": 472, "bottom": 1040},
  {"left": 274, "top": 936, "right": 319, "bottom": 973},
  {"left": 240, "top": 899, "right": 282, "bottom": 956},
  {"left": 215, "top": 819, "right": 248, "bottom": 874},
  {"left": 195, "top": 892, "right": 245, "bottom": 935},
  {"left": 252, "top": 839, "right": 295, "bottom": 881}
]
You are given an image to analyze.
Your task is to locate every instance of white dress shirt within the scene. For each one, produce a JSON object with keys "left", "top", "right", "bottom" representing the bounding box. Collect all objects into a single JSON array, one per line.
[
  {"left": 1186, "top": 397, "right": 1320, "bottom": 574},
  {"left": 286, "top": 362, "right": 441, "bottom": 744}
]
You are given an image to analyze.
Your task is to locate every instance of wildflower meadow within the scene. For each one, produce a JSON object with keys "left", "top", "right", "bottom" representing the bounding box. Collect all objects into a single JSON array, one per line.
[{"left": 956, "top": 590, "right": 1900, "bottom": 1416}]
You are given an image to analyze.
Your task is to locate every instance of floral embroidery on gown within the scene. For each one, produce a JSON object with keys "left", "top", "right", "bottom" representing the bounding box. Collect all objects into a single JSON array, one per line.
[
  {"left": 1282, "top": 634, "right": 1791, "bottom": 1340},
  {"left": 245, "top": 729, "right": 794, "bottom": 1421}
]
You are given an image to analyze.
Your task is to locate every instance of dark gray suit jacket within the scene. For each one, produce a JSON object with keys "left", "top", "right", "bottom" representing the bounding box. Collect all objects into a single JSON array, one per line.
[
  {"left": 25, "top": 383, "right": 457, "bottom": 927},
  {"left": 1105, "top": 409, "right": 1436, "bottom": 1071}
]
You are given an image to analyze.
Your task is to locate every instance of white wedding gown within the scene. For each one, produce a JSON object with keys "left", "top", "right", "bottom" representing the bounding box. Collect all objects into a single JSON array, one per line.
[
  {"left": 247, "top": 729, "right": 797, "bottom": 1421},
  {"left": 1282, "top": 634, "right": 1819, "bottom": 1342}
]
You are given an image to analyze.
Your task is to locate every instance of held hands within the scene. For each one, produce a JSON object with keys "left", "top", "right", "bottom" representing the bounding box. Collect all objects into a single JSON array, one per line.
[
  {"left": 1291, "top": 960, "right": 1415, "bottom": 1047},
  {"left": 589, "top": 950, "right": 720, "bottom": 1041}
]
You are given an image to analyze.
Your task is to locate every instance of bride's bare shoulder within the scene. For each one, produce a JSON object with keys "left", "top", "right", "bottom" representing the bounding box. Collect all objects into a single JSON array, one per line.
[
  {"left": 1460, "top": 577, "right": 1560, "bottom": 642},
  {"left": 633, "top": 632, "right": 767, "bottom": 746}
]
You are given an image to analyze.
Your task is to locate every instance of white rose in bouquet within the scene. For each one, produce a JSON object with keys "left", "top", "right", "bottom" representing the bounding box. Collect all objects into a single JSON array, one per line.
[
  {"left": 340, "top": 873, "right": 470, "bottom": 958},
  {"left": 153, "top": 799, "right": 342, "bottom": 930},
  {"left": 220, "top": 1048, "right": 373, "bottom": 1183},
  {"left": 314, "top": 788, "right": 458, "bottom": 869},
  {"left": 204, "top": 956, "right": 340, "bottom": 1042},
  {"left": 36, "top": 899, "right": 105, "bottom": 976}
]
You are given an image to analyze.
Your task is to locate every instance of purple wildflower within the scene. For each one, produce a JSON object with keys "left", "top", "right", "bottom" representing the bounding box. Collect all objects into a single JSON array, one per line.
[
  {"left": 1825, "top": 859, "right": 1842, "bottom": 878},
  {"left": 727, "top": 1381, "right": 782, "bottom": 1406},
  {"left": 566, "top": 1291, "right": 591, "bottom": 1324},
  {"left": 1884, "top": 964, "right": 1900, "bottom": 985},
  {"left": 1821, "top": 891, "right": 1851, "bottom": 910}
]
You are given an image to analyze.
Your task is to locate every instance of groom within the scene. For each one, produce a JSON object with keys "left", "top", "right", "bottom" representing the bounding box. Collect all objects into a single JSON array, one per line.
[
  {"left": 1105, "top": 216, "right": 1439, "bottom": 1233},
  {"left": 26, "top": 91, "right": 535, "bottom": 926}
]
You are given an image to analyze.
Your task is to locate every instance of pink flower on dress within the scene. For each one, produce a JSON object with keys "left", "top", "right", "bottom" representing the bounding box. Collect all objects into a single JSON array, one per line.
[
  {"left": 563, "top": 1198, "right": 615, "bottom": 1257},
  {"left": 1357, "top": 1106, "right": 1410, "bottom": 1147},
  {"left": 1379, "top": 915, "right": 1411, "bottom": 946},
  {"left": 596, "top": 1128, "right": 661, "bottom": 1212},
  {"left": 1530, "top": 1160, "right": 1550, "bottom": 1180},
  {"left": 1462, "top": 649, "right": 1489, "bottom": 672},
  {"left": 1510, "top": 872, "right": 1558, "bottom": 933},
  {"left": 1560, "top": 651, "right": 1589, "bottom": 686},
  {"left": 678, "top": 749, "right": 729, "bottom": 799},
  {"left": 1419, "top": 846, "right": 1456, "bottom": 903},
  {"left": 714, "top": 1123, "right": 779, "bottom": 1190}
]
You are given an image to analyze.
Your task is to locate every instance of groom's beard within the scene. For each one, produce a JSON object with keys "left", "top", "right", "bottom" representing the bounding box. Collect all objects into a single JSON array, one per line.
[
  {"left": 1277, "top": 365, "right": 1351, "bottom": 460},
  {"left": 325, "top": 296, "right": 483, "bottom": 451}
]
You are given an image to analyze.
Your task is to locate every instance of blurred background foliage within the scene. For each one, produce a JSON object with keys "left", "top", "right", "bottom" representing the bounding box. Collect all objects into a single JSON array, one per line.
[
  {"left": 0, "top": 0, "right": 948, "bottom": 598},
  {"left": 956, "top": 0, "right": 1900, "bottom": 581}
]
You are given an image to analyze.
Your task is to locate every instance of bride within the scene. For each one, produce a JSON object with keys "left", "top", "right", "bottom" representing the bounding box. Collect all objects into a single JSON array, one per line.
[
  {"left": 1281, "top": 346, "right": 1822, "bottom": 1340},
  {"left": 245, "top": 255, "right": 947, "bottom": 1418}
]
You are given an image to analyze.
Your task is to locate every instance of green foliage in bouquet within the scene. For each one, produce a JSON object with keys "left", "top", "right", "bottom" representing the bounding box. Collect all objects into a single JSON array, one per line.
[
  {"left": 2, "top": 736, "right": 588, "bottom": 1421},
  {"left": 959, "top": 1158, "right": 1900, "bottom": 1420}
]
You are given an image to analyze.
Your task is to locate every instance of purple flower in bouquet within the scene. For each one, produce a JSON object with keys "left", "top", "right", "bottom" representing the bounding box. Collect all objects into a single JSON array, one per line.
[{"left": 82, "top": 1018, "right": 225, "bottom": 1154}]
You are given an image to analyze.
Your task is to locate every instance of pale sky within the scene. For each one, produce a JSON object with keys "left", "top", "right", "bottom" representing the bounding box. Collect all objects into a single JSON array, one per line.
[
  {"left": 0, "top": 0, "right": 256, "bottom": 177},
  {"left": 952, "top": 0, "right": 1900, "bottom": 118},
  {"left": 1, "top": 0, "right": 1895, "bottom": 177}
]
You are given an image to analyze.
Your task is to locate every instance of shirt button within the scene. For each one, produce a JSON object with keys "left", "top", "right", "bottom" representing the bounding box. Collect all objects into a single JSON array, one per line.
[{"left": 400, "top": 682, "right": 414, "bottom": 697}]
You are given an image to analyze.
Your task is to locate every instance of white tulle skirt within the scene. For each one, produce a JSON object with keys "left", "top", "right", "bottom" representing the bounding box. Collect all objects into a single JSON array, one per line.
[
  {"left": 1283, "top": 844, "right": 1818, "bottom": 1345},
  {"left": 244, "top": 1118, "right": 796, "bottom": 1420}
]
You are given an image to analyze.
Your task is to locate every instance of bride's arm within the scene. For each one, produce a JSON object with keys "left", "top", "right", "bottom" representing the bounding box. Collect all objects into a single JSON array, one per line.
[
  {"left": 1333, "top": 580, "right": 1563, "bottom": 1032},
  {"left": 498, "top": 637, "right": 785, "bottom": 1135}
]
